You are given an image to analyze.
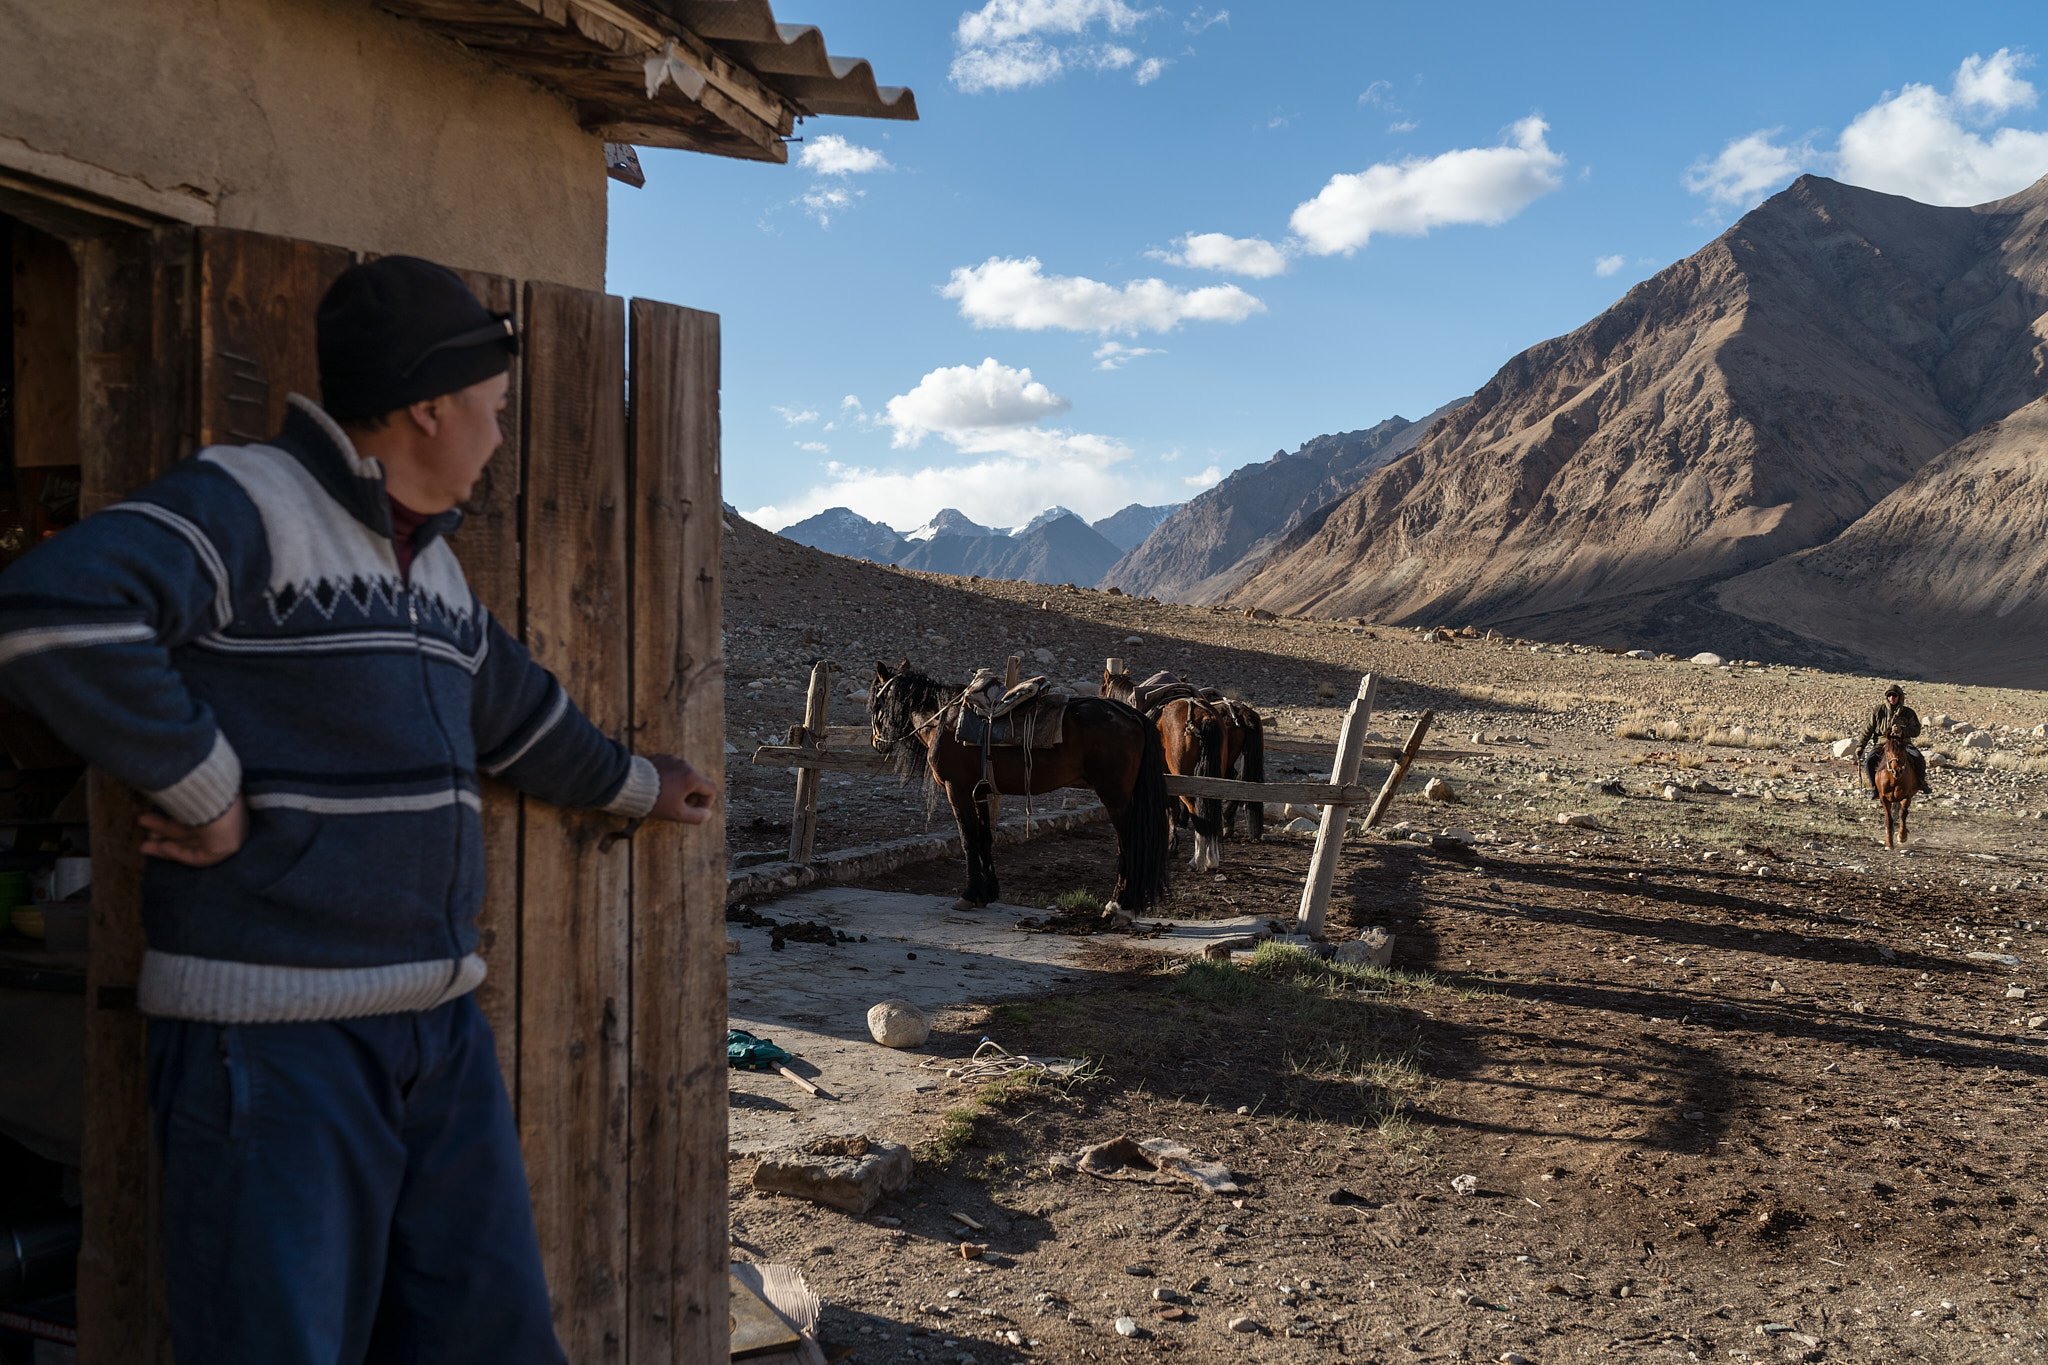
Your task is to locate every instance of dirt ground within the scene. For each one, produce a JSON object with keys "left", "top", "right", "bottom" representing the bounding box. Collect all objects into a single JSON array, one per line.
[{"left": 719, "top": 522, "right": 2048, "bottom": 1362}]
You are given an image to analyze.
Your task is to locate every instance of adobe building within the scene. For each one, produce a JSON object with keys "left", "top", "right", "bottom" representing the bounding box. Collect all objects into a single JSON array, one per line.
[{"left": 0, "top": 3, "right": 913, "bottom": 1361}]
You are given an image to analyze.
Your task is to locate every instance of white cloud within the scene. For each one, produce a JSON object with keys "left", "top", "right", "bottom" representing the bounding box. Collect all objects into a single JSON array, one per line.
[
  {"left": 1687, "top": 51, "right": 2048, "bottom": 211},
  {"left": 800, "top": 186, "right": 861, "bottom": 226},
  {"left": 1183, "top": 465, "right": 1225, "bottom": 490},
  {"left": 951, "top": 39, "right": 1065, "bottom": 92},
  {"left": 1150, "top": 231, "right": 1289, "bottom": 278},
  {"left": 774, "top": 405, "right": 820, "bottom": 425},
  {"left": 1289, "top": 116, "right": 1567, "bottom": 255},
  {"left": 1682, "top": 129, "right": 1812, "bottom": 208},
  {"left": 943, "top": 256, "right": 1265, "bottom": 334},
  {"left": 1358, "top": 80, "right": 1396, "bottom": 110},
  {"left": 952, "top": 0, "right": 1166, "bottom": 94},
  {"left": 796, "top": 441, "right": 830, "bottom": 453},
  {"left": 798, "top": 134, "right": 893, "bottom": 175},
  {"left": 1837, "top": 67, "right": 2048, "bottom": 205},
  {"left": 1093, "top": 340, "right": 1163, "bottom": 371},
  {"left": 1954, "top": 48, "right": 2037, "bottom": 116},
  {"left": 883, "top": 358, "right": 1071, "bottom": 447},
  {"left": 957, "top": 0, "right": 1145, "bottom": 46},
  {"left": 1593, "top": 254, "right": 1626, "bottom": 278},
  {"left": 1186, "top": 8, "right": 1229, "bottom": 34},
  {"left": 1387, "top": 119, "right": 1420, "bottom": 134},
  {"left": 841, "top": 395, "right": 865, "bottom": 412}
]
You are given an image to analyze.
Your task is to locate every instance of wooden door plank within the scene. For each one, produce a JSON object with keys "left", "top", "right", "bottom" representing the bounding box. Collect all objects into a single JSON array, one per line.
[
  {"left": 74, "top": 225, "right": 196, "bottom": 1365},
  {"left": 518, "top": 282, "right": 632, "bottom": 1363},
  {"left": 196, "top": 227, "right": 352, "bottom": 445},
  {"left": 625, "top": 298, "right": 726, "bottom": 1365},
  {"left": 444, "top": 267, "right": 527, "bottom": 1102}
]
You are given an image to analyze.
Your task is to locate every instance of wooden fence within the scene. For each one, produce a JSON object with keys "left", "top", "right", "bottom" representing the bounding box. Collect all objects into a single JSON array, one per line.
[{"left": 752, "top": 656, "right": 1457, "bottom": 938}]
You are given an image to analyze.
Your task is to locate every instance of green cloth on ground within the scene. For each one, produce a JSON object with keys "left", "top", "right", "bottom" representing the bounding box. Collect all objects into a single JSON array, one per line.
[{"left": 727, "top": 1029, "right": 794, "bottom": 1071}]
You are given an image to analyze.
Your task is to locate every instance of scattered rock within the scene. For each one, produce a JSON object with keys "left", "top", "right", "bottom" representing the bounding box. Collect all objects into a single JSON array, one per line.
[
  {"left": 2029, "top": 1016, "right": 2048, "bottom": 1031},
  {"left": 866, "top": 999, "right": 932, "bottom": 1048},
  {"left": 1450, "top": 1173, "right": 1480, "bottom": 1196},
  {"left": 1246, "top": 608, "right": 1277, "bottom": 623},
  {"left": 1227, "top": 1315, "right": 1263, "bottom": 1334},
  {"left": 1967, "top": 952, "right": 2022, "bottom": 967},
  {"left": 1625, "top": 649, "right": 1655, "bottom": 660},
  {"left": 1690, "top": 651, "right": 1725, "bottom": 666},
  {"left": 1334, "top": 928, "right": 1394, "bottom": 969},
  {"left": 1115, "top": 1316, "right": 1141, "bottom": 1338},
  {"left": 1284, "top": 816, "right": 1319, "bottom": 835},
  {"left": 1586, "top": 779, "right": 1623, "bottom": 797},
  {"left": 1661, "top": 784, "right": 1681, "bottom": 802},
  {"left": 1031, "top": 646, "right": 1055, "bottom": 664},
  {"left": 752, "top": 1135, "right": 912, "bottom": 1214},
  {"left": 1963, "top": 731, "right": 1995, "bottom": 749},
  {"left": 1423, "top": 777, "right": 1454, "bottom": 802},
  {"left": 1556, "top": 812, "right": 1599, "bottom": 829},
  {"left": 1831, "top": 737, "right": 1858, "bottom": 759}
]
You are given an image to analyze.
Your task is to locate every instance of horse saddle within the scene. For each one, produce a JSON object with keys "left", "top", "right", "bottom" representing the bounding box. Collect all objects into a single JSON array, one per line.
[
  {"left": 1128, "top": 670, "right": 1226, "bottom": 717},
  {"left": 955, "top": 670, "right": 1067, "bottom": 748}
]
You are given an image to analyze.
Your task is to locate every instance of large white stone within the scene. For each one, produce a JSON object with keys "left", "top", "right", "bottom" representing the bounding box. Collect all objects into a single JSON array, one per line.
[
  {"left": 1689, "top": 652, "right": 1725, "bottom": 666},
  {"left": 866, "top": 999, "right": 932, "bottom": 1048},
  {"left": 1830, "top": 738, "right": 1858, "bottom": 759},
  {"left": 1963, "top": 731, "right": 1995, "bottom": 750}
]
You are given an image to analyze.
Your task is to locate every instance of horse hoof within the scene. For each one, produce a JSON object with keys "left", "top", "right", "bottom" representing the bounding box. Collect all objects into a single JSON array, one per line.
[{"left": 951, "top": 897, "right": 984, "bottom": 911}]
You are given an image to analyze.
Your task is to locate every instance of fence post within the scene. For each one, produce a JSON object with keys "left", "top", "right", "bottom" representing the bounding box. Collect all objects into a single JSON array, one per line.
[
  {"left": 1295, "top": 673, "right": 1378, "bottom": 939},
  {"left": 788, "top": 660, "right": 835, "bottom": 863},
  {"left": 1363, "top": 710, "right": 1435, "bottom": 829}
]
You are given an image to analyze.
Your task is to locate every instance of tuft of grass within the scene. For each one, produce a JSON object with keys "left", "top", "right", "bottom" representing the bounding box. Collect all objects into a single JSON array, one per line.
[
  {"left": 919, "top": 1069, "right": 1070, "bottom": 1168},
  {"left": 1052, "top": 888, "right": 1104, "bottom": 914}
]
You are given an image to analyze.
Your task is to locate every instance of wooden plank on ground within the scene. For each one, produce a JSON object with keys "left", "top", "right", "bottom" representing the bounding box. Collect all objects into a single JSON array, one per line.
[
  {"left": 195, "top": 227, "right": 352, "bottom": 445},
  {"left": 74, "top": 225, "right": 195, "bottom": 1365},
  {"left": 518, "top": 281, "right": 631, "bottom": 1363},
  {"left": 1296, "top": 675, "right": 1378, "bottom": 938},
  {"left": 625, "top": 297, "right": 728, "bottom": 1365},
  {"left": 445, "top": 267, "right": 527, "bottom": 1101}
]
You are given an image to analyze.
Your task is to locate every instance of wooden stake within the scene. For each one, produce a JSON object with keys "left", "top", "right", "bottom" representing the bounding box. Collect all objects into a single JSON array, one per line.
[
  {"left": 1363, "top": 710, "right": 1436, "bottom": 829},
  {"left": 775, "top": 1065, "right": 821, "bottom": 1097},
  {"left": 788, "top": 660, "right": 834, "bottom": 863},
  {"left": 1295, "top": 674, "right": 1378, "bottom": 939}
]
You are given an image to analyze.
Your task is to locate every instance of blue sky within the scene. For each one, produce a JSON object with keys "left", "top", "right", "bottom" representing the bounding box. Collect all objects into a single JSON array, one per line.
[{"left": 605, "top": 2, "right": 2048, "bottom": 535}]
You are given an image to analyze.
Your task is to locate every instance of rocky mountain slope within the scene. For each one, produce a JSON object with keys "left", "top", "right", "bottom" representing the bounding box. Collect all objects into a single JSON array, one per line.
[
  {"left": 779, "top": 506, "right": 907, "bottom": 562},
  {"left": 1228, "top": 173, "right": 2048, "bottom": 674},
  {"left": 1104, "top": 406, "right": 1459, "bottom": 602},
  {"left": 1717, "top": 391, "right": 2048, "bottom": 688}
]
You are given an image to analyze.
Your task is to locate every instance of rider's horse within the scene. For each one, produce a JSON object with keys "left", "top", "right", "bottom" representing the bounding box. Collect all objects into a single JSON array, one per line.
[
  {"left": 870, "top": 662, "right": 1171, "bottom": 915},
  {"left": 1873, "top": 724, "right": 1920, "bottom": 851},
  {"left": 1100, "top": 670, "right": 1266, "bottom": 870}
]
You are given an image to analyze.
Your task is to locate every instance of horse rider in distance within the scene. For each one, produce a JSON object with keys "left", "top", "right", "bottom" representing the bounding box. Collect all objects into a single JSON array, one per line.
[{"left": 1859, "top": 684, "right": 1932, "bottom": 798}]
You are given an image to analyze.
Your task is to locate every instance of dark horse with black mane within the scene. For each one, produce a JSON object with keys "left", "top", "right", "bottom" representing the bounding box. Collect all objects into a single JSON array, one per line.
[{"left": 870, "top": 662, "right": 1171, "bottom": 915}]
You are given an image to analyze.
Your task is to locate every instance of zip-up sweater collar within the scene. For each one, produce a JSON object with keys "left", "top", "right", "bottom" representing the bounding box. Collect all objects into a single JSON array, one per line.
[{"left": 274, "top": 393, "right": 464, "bottom": 554}]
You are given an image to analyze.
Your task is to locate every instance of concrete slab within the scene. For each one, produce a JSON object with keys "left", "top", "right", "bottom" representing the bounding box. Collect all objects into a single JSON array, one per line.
[{"left": 726, "top": 889, "right": 1280, "bottom": 1154}]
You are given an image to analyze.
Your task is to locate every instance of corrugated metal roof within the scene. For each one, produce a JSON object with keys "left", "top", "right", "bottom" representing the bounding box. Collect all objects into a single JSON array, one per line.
[
  {"left": 374, "top": 0, "right": 915, "bottom": 168},
  {"left": 651, "top": 0, "right": 918, "bottom": 122}
]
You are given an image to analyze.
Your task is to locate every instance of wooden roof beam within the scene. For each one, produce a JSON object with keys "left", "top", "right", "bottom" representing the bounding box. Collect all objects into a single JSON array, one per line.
[{"left": 555, "top": 0, "right": 796, "bottom": 138}]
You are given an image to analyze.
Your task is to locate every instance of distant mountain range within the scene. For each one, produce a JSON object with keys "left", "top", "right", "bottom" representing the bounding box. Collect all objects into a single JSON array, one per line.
[
  {"left": 1103, "top": 404, "right": 1464, "bottom": 602},
  {"left": 779, "top": 503, "right": 1174, "bottom": 587},
  {"left": 1221, "top": 172, "right": 2048, "bottom": 686}
]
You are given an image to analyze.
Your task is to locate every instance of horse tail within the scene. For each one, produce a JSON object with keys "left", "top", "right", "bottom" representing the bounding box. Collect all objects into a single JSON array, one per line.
[
  {"left": 1237, "top": 708, "right": 1266, "bottom": 839},
  {"left": 1188, "top": 709, "right": 1225, "bottom": 839},
  {"left": 1118, "top": 719, "right": 1172, "bottom": 914}
]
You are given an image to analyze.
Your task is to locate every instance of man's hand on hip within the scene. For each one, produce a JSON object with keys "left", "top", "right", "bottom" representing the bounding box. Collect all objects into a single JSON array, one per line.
[
  {"left": 648, "top": 755, "right": 718, "bottom": 825},
  {"left": 140, "top": 797, "right": 249, "bottom": 866}
]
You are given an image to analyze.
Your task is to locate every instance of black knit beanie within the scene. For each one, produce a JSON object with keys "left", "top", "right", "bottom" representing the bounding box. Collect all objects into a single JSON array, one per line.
[{"left": 316, "top": 256, "right": 518, "bottom": 423}]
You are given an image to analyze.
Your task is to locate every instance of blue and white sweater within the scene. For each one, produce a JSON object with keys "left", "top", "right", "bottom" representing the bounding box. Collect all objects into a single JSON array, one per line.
[{"left": 0, "top": 394, "right": 658, "bottom": 1023}]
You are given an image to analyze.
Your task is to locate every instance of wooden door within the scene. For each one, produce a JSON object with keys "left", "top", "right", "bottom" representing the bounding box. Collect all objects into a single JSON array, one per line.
[{"left": 74, "top": 226, "right": 727, "bottom": 1364}]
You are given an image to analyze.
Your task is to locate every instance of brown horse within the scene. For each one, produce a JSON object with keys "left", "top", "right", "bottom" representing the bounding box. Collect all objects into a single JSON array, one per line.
[
  {"left": 1100, "top": 671, "right": 1266, "bottom": 870},
  {"left": 1874, "top": 724, "right": 1920, "bottom": 851},
  {"left": 870, "top": 662, "right": 1171, "bottom": 914}
]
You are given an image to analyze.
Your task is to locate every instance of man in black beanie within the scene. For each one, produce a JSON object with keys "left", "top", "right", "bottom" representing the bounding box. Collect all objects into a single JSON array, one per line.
[{"left": 0, "top": 254, "right": 717, "bottom": 1362}]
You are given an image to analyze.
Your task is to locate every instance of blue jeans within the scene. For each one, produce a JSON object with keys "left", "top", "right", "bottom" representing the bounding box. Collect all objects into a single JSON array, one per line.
[{"left": 147, "top": 995, "right": 565, "bottom": 1365}]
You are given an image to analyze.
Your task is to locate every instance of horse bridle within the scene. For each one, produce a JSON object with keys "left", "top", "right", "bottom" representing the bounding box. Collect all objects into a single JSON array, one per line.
[{"left": 870, "top": 674, "right": 943, "bottom": 752}]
